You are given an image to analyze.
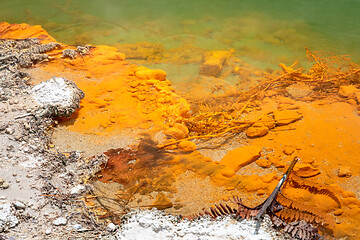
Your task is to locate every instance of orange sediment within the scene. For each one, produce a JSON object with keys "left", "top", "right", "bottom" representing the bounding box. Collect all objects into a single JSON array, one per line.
[
  {"left": 2, "top": 22, "right": 360, "bottom": 239},
  {"left": 0, "top": 22, "right": 190, "bottom": 135}
]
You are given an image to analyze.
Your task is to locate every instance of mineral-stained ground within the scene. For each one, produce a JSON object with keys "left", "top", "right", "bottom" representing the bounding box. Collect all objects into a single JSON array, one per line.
[{"left": 0, "top": 22, "right": 360, "bottom": 240}]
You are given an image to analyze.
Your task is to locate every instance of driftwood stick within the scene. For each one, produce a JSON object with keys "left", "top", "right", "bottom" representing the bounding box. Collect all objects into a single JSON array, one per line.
[{"left": 255, "top": 156, "right": 299, "bottom": 222}]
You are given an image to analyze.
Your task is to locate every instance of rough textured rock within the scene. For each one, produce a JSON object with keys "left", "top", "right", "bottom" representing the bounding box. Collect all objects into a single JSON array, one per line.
[
  {"left": 267, "top": 156, "right": 286, "bottom": 168},
  {"left": 152, "top": 192, "right": 173, "bottom": 210},
  {"left": 62, "top": 49, "right": 77, "bottom": 59},
  {"left": 199, "top": 50, "right": 232, "bottom": 77},
  {"left": 273, "top": 110, "right": 303, "bottom": 126},
  {"left": 52, "top": 217, "right": 67, "bottom": 226},
  {"left": 163, "top": 127, "right": 186, "bottom": 140},
  {"left": 245, "top": 126, "right": 269, "bottom": 138},
  {"left": 338, "top": 166, "right": 352, "bottom": 178},
  {"left": 283, "top": 146, "right": 295, "bottom": 155},
  {"left": 258, "top": 115, "right": 276, "bottom": 129},
  {"left": 0, "top": 178, "right": 9, "bottom": 189},
  {"left": 106, "top": 223, "right": 117, "bottom": 232},
  {"left": 135, "top": 67, "right": 167, "bottom": 81},
  {"left": 293, "top": 163, "right": 320, "bottom": 178},
  {"left": 12, "top": 201, "right": 26, "bottom": 210},
  {"left": 338, "top": 85, "right": 359, "bottom": 98},
  {"left": 285, "top": 83, "right": 313, "bottom": 99},
  {"left": 255, "top": 159, "right": 272, "bottom": 168},
  {"left": 31, "top": 77, "right": 84, "bottom": 118},
  {"left": 178, "top": 140, "right": 197, "bottom": 152},
  {"left": 0, "top": 203, "right": 18, "bottom": 232},
  {"left": 69, "top": 185, "right": 87, "bottom": 196}
]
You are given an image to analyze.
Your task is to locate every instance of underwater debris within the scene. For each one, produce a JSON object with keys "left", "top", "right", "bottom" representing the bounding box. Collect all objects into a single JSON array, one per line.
[
  {"left": 199, "top": 50, "right": 233, "bottom": 77},
  {"left": 181, "top": 48, "right": 360, "bottom": 144}
]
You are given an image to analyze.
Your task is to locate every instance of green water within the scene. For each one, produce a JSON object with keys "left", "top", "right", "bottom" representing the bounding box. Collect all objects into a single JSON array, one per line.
[{"left": 1, "top": 0, "right": 360, "bottom": 84}]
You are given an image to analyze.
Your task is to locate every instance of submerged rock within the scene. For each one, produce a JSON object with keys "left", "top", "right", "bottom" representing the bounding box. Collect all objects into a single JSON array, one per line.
[
  {"left": 135, "top": 67, "right": 167, "bottom": 81},
  {"left": 338, "top": 85, "right": 359, "bottom": 98},
  {"left": 285, "top": 83, "right": 313, "bottom": 99},
  {"left": 31, "top": 77, "right": 84, "bottom": 118},
  {"left": 199, "top": 50, "right": 232, "bottom": 77}
]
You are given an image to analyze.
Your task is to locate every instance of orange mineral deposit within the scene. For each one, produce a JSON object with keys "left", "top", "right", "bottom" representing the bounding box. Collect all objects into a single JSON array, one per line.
[
  {"left": 3, "top": 22, "right": 360, "bottom": 240},
  {"left": 0, "top": 22, "right": 190, "bottom": 136},
  {"left": 219, "top": 145, "right": 262, "bottom": 177}
]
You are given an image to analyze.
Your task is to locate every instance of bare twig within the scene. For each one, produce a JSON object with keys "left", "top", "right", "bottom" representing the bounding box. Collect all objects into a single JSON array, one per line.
[{"left": 254, "top": 156, "right": 299, "bottom": 233}]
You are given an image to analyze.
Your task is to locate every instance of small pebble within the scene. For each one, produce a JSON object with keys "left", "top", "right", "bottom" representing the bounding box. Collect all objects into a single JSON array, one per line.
[
  {"left": 6, "top": 145, "right": 14, "bottom": 151},
  {"left": 70, "top": 185, "right": 86, "bottom": 195},
  {"left": 12, "top": 200, "right": 26, "bottom": 210},
  {"left": 0, "top": 122, "right": 8, "bottom": 131},
  {"left": 283, "top": 146, "right": 294, "bottom": 155},
  {"left": 0, "top": 177, "right": 10, "bottom": 189},
  {"left": 14, "top": 135, "right": 22, "bottom": 141},
  {"left": 73, "top": 224, "right": 82, "bottom": 230},
  {"left": 5, "top": 127, "right": 14, "bottom": 135},
  {"left": 23, "top": 147, "right": 30, "bottom": 153},
  {"left": 338, "top": 166, "right": 352, "bottom": 178},
  {"left": 107, "top": 223, "right": 117, "bottom": 232},
  {"left": 45, "top": 229, "right": 52, "bottom": 235},
  {"left": 52, "top": 217, "right": 67, "bottom": 226}
]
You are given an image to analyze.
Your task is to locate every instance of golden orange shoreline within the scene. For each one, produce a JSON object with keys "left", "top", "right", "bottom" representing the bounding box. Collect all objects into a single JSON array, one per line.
[{"left": 2, "top": 22, "right": 360, "bottom": 239}]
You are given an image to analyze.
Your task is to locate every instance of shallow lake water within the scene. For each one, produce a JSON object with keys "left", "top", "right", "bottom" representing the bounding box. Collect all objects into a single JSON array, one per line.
[{"left": 1, "top": 0, "right": 360, "bottom": 84}]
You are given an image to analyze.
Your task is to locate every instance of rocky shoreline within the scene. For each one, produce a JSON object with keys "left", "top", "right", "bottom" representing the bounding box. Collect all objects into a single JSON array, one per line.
[{"left": 0, "top": 38, "right": 112, "bottom": 239}]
